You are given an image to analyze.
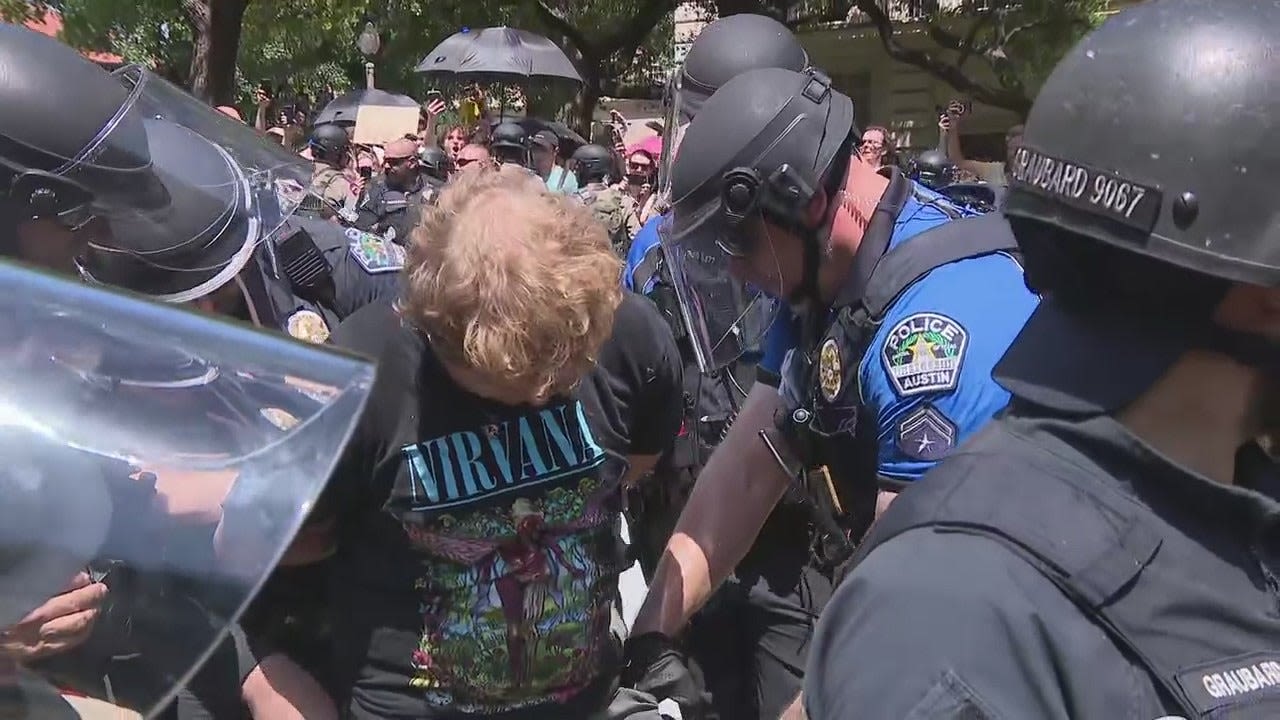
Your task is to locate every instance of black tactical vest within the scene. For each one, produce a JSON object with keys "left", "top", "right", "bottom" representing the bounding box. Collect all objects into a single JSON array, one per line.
[
  {"left": 855, "top": 417, "right": 1280, "bottom": 719},
  {"left": 783, "top": 211, "right": 1020, "bottom": 562}
]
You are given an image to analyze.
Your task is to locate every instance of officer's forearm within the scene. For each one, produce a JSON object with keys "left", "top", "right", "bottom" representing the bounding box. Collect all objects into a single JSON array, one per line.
[{"left": 632, "top": 384, "right": 792, "bottom": 637}]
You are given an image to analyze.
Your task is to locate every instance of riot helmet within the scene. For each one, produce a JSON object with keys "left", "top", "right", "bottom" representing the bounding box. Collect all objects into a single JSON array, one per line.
[
  {"left": 490, "top": 121, "right": 530, "bottom": 167},
  {"left": 663, "top": 67, "right": 854, "bottom": 371},
  {"left": 657, "top": 14, "right": 810, "bottom": 200},
  {"left": 0, "top": 24, "right": 310, "bottom": 305},
  {"left": 418, "top": 144, "right": 453, "bottom": 181},
  {"left": 997, "top": 0, "right": 1280, "bottom": 414},
  {"left": 308, "top": 122, "right": 350, "bottom": 164},
  {"left": 911, "top": 149, "right": 955, "bottom": 190},
  {"left": 571, "top": 143, "right": 614, "bottom": 185}
]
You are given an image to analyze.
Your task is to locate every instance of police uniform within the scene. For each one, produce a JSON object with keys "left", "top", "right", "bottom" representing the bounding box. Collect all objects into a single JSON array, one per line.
[
  {"left": 805, "top": 308, "right": 1280, "bottom": 719},
  {"left": 805, "top": 2, "right": 1280, "bottom": 717},
  {"left": 259, "top": 213, "right": 403, "bottom": 343},
  {"left": 761, "top": 173, "right": 1035, "bottom": 494},
  {"left": 576, "top": 181, "right": 639, "bottom": 256},
  {"left": 355, "top": 176, "right": 431, "bottom": 245}
]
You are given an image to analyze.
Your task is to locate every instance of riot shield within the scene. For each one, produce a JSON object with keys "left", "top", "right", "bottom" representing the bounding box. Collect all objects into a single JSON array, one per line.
[{"left": 0, "top": 262, "right": 374, "bottom": 717}]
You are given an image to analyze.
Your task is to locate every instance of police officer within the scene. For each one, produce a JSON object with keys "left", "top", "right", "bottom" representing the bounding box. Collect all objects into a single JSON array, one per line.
[
  {"left": 910, "top": 148, "right": 956, "bottom": 190},
  {"left": 619, "top": 16, "right": 825, "bottom": 720},
  {"left": 308, "top": 122, "right": 357, "bottom": 211},
  {"left": 805, "top": 2, "right": 1280, "bottom": 717},
  {"left": 351, "top": 137, "right": 431, "bottom": 247},
  {"left": 628, "top": 65, "right": 1039, "bottom": 716},
  {"left": 572, "top": 143, "right": 637, "bottom": 256},
  {"left": 0, "top": 21, "right": 371, "bottom": 718},
  {"left": 490, "top": 121, "right": 531, "bottom": 168}
]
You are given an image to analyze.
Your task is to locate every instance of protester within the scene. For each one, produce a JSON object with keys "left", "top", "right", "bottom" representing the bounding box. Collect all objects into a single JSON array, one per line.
[
  {"left": 290, "top": 163, "right": 683, "bottom": 719},
  {"left": 441, "top": 123, "right": 471, "bottom": 159},
  {"left": 857, "top": 124, "right": 896, "bottom": 170},
  {"left": 455, "top": 142, "right": 492, "bottom": 170},
  {"left": 571, "top": 143, "right": 637, "bottom": 257},
  {"left": 531, "top": 129, "right": 578, "bottom": 194},
  {"left": 941, "top": 99, "right": 1023, "bottom": 185}
]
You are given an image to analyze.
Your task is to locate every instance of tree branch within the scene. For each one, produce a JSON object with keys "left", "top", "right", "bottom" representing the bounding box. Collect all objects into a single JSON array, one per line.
[
  {"left": 601, "top": 0, "right": 678, "bottom": 56},
  {"left": 531, "top": 0, "right": 598, "bottom": 60},
  {"left": 852, "top": 0, "right": 1031, "bottom": 116}
]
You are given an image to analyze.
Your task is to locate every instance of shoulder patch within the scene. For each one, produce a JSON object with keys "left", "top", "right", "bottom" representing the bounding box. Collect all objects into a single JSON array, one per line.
[
  {"left": 881, "top": 311, "right": 968, "bottom": 396},
  {"left": 894, "top": 404, "right": 957, "bottom": 462},
  {"left": 286, "top": 308, "right": 330, "bottom": 343},
  {"left": 346, "top": 227, "right": 406, "bottom": 273},
  {"left": 818, "top": 336, "right": 843, "bottom": 402}
]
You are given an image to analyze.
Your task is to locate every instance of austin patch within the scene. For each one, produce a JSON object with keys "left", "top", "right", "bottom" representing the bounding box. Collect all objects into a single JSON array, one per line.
[
  {"left": 818, "top": 337, "right": 842, "bottom": 402},
  {"left": 881, "top": 312, "right": 969, "bottom": 396},
  {"left": 286, "top": 309, "right": 330, "bottom": 343},
  {"left": 894, "top": 404, "right": 957, "bottom": 462},
  {"left": 346, "top": 227, "right": 406, "bottom": 274}
]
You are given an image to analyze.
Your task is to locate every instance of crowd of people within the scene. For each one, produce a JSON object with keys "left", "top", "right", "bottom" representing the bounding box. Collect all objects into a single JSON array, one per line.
[{"left": 1, "top": 1, "right": 1278, "bottom": 719}]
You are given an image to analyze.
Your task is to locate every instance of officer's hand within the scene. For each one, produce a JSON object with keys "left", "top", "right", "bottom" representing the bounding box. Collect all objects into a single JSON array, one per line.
[
  {"left": 0, "top": 572, "right": 107, "bottom": 662},
  {"left": 621, "top": 632, "right": 706, "bottom": 720}
]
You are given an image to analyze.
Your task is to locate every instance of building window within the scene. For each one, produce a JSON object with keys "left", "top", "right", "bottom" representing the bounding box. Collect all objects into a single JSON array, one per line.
[{"left": 829, "top": 72, "right": 873, "bottom": 128}]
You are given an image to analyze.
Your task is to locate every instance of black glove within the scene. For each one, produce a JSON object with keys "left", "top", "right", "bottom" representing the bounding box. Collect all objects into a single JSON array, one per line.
[{"left": 620, "top": 632, "right": 705, "bottom": 720}]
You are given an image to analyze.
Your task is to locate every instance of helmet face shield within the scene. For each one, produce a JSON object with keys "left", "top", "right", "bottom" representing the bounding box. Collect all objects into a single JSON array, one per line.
[
  {"left": 655, "top": 72, "right": 693, "bottom": 205},
  {"left": 0, "top": 262, "right": 374, "bottom": 716},
  {"left": 657, "top": 213, "right": 778, "bottom": 372},
  {"left": 61, "top": 66, "right": 311, "bottom": 302}
]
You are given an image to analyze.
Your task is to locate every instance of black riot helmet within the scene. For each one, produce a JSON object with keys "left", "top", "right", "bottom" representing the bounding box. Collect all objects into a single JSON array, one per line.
[
  {"left": 417, "top": 144, "right": 453, "bottom": 181},
  {"left": 0, "top": 23, "right": 310, "bottom": 302},
  {"left": 1006, "top": 0, "right": 1280, "bottom": 297},
  {"left": 658, "top": 14, "right": 810, "bottom": 199},
  {"left": 662, "top": 67, "right": 854, "bottom": 371},
  {"left": 571, "top": 144, "right": 614, "bottom": 185},
  {"left": 996, "top": 0, "right": 1280, "bottom": 415},
  {"left": 676, "top": 14, "right": 809, "bottom": 125},
  {"left": 490, "top": 121, "right": 530, "bottom": 166},
  {"left": 308, "top": 122, "right": 350, "bottom": 163},
  {"left": 911, "top": 149, "right": 955, "bottom": 190}
]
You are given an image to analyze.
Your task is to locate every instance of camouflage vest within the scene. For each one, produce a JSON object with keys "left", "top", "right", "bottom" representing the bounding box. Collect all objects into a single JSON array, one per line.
[{"left": 574, "top": 183, "right": 633, "bottom": 256}]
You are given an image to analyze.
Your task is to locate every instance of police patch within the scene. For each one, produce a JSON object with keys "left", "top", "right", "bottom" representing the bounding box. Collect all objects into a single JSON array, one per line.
[
  {"left": 881, "top": 312, "right": 968, "bottom": 396},
  {"left": 346, "top": 227, "right": 406, "bottom": 274},
  {"left": 894, "top": 404, "right": 957, "bottom": 462},
  {"left": 286, "top": 309, "right": 330, "bottom": 344},
  {"left": 818, "top": 337, "right": 842, "bottom": 402}
]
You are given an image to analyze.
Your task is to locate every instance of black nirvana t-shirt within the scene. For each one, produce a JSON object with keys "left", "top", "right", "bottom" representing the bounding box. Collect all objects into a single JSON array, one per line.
[{"left": 322, "top": 294, "right": 681, "bottom": 719}]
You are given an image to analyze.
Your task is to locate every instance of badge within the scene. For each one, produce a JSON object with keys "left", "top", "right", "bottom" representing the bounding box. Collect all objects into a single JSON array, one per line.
[
  {"left": 286, "top": 309, "right": 330, "bottom": 343},
  {"left": 818, "top": 337, "right": 842, "bottom": 402},
  {"left": 881, "top": 312, "right": 969, "bottom": 396},
  {"left": 260, "top": 407, "right": 301, "bottom": 431},
  {"left": 894, "top": 404, "right": 957, "bottom": 462},
  {"left": 346, "top": 227, "right": 406, "bottom": 274}
]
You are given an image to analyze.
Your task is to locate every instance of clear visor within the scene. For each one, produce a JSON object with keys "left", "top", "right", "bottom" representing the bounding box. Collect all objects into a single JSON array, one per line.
[
  {"left": 658, "top": 214, "right": 778, "bottom": 372},
  {"left": 29, "top": 66, "right": 310, "bottom": 302},
  {"left": 655, "top": 71, "right": 692, "bottom": 205},
  {"left": 0, "top": 263, "right": 373, "bottom": 716}
]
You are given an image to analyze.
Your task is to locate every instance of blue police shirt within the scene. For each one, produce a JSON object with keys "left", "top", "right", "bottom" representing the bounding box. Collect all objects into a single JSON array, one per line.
[
  {"left": 763, "top": 184, "right": 1038, "bottom": 484},
  {"left": 624, "top": 215, "right": 664, "bottom": 292}
]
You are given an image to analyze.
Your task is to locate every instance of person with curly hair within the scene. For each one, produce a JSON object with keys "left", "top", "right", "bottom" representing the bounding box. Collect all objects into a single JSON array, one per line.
[{"left": 304, "top": 164, "right": 685, "bottom": 719}]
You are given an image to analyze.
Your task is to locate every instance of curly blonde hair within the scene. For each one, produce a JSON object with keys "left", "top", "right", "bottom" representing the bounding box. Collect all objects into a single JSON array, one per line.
[{"left": 401, "top": 164, "right": 624, "bottom": 399}]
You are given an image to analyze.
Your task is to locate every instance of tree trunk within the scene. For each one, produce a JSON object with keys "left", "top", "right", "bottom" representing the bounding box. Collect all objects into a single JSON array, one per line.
[
  {"left": 573, "top": 63, "right": 602, "bottom": 140},
  {"left": 184, "top": 0, "right": 250, "bottom": 105}
]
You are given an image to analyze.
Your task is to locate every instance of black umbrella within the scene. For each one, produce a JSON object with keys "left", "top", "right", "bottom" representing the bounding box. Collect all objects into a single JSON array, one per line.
[
  {"left": 314, "top": 89, "right": 418, "bottom": 126},
  {"left": 416, "top": 27, "right": 583, "bottom": 85}
]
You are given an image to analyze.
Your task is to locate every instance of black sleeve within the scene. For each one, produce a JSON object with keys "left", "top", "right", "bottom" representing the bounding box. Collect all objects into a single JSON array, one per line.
[
  {"left": 607, "top": 293, "right": 683, "bottom": 456},
  {"left": 330, "top": 250, "right": 402, "bottom": 320},
  {"left": 311, "top": 301, "right": 400, "bottom": 522}
]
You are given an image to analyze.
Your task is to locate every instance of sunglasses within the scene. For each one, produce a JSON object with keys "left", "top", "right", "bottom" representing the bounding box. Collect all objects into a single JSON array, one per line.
[{"left": 456, "top": 157, "right": 481, "bottom": 167}]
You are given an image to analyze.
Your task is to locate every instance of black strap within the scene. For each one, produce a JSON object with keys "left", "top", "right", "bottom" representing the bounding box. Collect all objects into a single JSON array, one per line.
[
  {"left": 633, "top": 243, "right": 664, "bottom": 292},
  {"left": 860, "top": 212, "right": 1019, "bottom": 319},
  {"left": 827, "top": 168, "right": 915, "bottom": 314}
]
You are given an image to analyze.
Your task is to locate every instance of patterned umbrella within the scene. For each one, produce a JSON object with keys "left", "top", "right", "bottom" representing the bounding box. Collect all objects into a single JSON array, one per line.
[{"left": 416, "top": 27, "right": 583, "bottom": 85}]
